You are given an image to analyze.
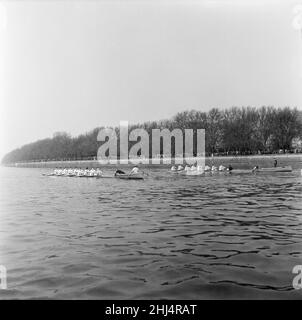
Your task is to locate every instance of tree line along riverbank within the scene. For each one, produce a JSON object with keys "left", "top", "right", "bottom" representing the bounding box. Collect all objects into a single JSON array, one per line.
[{"left": 2, "top": 106, "right": 302, "bottom": 165}]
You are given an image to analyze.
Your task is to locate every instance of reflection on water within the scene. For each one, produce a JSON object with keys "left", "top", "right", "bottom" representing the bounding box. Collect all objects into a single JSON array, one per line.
[{"left": 0, "top": 166, "right": 302, "bottom": 299}]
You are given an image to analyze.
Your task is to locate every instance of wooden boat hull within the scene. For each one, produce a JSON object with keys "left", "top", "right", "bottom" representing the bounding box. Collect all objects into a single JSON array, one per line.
[{"left": 115, "top": 175, "right": 144, "bottom": 180}]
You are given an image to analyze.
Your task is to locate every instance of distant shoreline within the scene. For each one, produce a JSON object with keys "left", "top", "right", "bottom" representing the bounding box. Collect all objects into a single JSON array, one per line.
[
  {"left": 4, "top": 153, "right": 302, "bottom": 169},
  {"left": 3, "top": 107, "right": 302, "bottom": 166}
]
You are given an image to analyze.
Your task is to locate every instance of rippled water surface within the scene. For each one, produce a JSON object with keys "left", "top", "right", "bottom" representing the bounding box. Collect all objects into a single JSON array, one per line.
[{"left": 0, "top": 164, "right": 302, "bottom": 299}]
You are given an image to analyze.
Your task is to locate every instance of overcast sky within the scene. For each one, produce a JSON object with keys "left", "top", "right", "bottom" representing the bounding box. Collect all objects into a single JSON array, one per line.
[{"left": 0, "top": 0, "right": 302, "bottom": 159}]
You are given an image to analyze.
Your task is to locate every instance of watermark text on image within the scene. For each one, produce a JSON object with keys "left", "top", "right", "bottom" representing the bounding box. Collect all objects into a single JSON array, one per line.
[
  {"left": 292, "top": 265, "right": 302, "bottom": 289},
  {"left": 97, "top": 121, "right": 205, "bottom": 165}
]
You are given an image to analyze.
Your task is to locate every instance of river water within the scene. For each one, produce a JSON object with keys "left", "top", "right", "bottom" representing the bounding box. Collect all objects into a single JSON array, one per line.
[{"left": 0, "top": 163, "right": 302, "bottom": 299}]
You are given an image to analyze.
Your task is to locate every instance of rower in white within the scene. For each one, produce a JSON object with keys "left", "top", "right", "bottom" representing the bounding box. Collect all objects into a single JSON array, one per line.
[
  {"left": 204, "top": 165, "right": 211, "bottom": 171},
  {"left": 129, "top": 166, "right": 140, "bottom": 175},
  {"left": 197, "top": 165, "right": 204, "bottom": 172}
]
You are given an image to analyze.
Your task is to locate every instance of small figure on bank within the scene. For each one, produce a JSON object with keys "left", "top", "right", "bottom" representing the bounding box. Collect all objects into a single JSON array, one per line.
[{"left": 274, "top": 159, "right": 277, "bottom": 167}]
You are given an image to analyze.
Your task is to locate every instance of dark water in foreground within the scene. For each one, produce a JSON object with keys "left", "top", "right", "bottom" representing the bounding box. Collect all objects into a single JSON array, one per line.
[{"left": 0, "top": 165, "right": 302, "bottom": 299}]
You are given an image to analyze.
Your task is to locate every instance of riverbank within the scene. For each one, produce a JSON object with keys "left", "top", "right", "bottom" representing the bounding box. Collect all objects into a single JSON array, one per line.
[{"left": 3, "top": 153, "right": 302, "bottom": 170}]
